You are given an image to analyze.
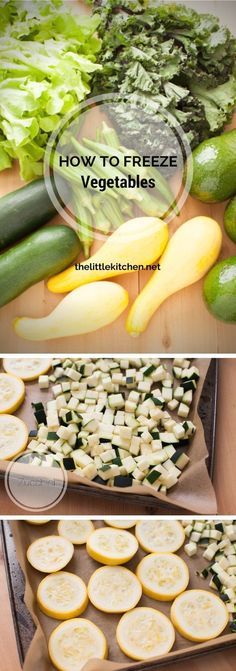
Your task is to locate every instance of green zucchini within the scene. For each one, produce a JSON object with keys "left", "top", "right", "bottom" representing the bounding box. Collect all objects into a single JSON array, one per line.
[
  {"left": 0, "top": 225, "right": 81, "bottom": 307},
  {"left": 0, "top": 176, "right": 70, "bottom": 251}
]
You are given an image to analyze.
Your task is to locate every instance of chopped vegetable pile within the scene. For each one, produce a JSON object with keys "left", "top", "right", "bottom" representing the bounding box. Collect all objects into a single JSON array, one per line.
[
  {"left": 92, "top": 0, "right": 236, "bottom": 156},
  {"left": 183, "top": 520, "right": 236, "bottom": 632},
  {"left": 26, "top": 357, "right": 199, "bottom": 494},
  {"left": 0, "top": 0, "right": 101, "bottom": 180}
]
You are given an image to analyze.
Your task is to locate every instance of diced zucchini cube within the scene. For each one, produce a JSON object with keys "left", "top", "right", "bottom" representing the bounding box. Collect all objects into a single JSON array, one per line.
[
  {"left": 182, "top": 390, "right": 193, "bottom": 406},
  {"left": 167, "top": 398, "right": 179, "bottom": 412},
  {"left": 173, "top": 423, "right": 185, "bottom": 439},
  {"left": 184, "top": 541, "right": 197, "bottom": 557},
  {"left": 82, "top": 464, "right": 97, "bottom": 480},
  {"left": 119, "top": 426, "right": 132, "bottom": 440},
  {"left": 108, "top": 393, "right": 124, "bottom": 409},
  {"left": 39, "top": 375, "right": 49, "bottom": 389},
  {"left": 130, "top": 436, "right": 141, "bottom": 456},
  {"left": 174, "top": 386, "right": 184, "bottom": 401},
  {"left": 132, "top": 468, "right": 144, "bottom": 481},
  {"left": 122, "top": 456, "right": 136, "bottom": 473},
  {"left": 100, "top": 449, "right": 116, "bottom": 463},
  {"left": 178, "top": 403, "right": 190, "bottom": 418}
]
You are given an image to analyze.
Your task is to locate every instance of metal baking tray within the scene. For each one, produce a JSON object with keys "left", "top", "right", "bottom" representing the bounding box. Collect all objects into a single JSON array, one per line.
[
  {"left": 2, "top": 512, "right": 236, "bottom": 670},
  {"left": 0, "top": 359, "right": 218, "bottom": 513},
  {"left": 1, "top": 521, "right": 36, "bottom": 666}
]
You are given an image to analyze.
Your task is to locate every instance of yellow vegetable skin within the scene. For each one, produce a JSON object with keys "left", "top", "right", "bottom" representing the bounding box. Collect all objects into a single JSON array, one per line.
[
  {"left": 47, "top": 217, "right": 168, "bottom": 293},
  {"left": 126, "top": 216, "right": 222, "bottom": 336},
  {"left": 14, "top": 282, "right": 129, "bottom": 341}
]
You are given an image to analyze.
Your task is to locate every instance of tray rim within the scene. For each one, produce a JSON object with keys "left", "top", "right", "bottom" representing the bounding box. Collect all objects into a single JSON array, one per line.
[
  {"left": 205, "top": 358, "right": 218, "bottom": 481},
  {"left": 1, "top": 518, "right": 236, "bottom": 671},
  {"left": 1, "top": 520, "right": 27, "bottom": 667},
  {"left": 0, "top": 359, "right": 218, "bottom": 513}
]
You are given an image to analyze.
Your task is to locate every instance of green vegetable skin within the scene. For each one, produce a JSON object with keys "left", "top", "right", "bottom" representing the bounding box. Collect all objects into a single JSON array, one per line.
[
  {"left": 92, "top": 1, "right": 236, "bottom": 157},
  {"left": 0, "top": 226, "right": 81, "bottom": 308},
  {"left": 203, "top": 257, "right": 236, "bottom": 323},
  {"left": 0, "top": 0, "right": 101, "bottom": 180},
  {"left": 224, "top": 196, "right": 236, "bottom": 242},
  {"left": 0, "top": 176, "right": 70, "bottom": 251},
  {"left": 189, "top": 130, "right": 236, "bottom": 203}
]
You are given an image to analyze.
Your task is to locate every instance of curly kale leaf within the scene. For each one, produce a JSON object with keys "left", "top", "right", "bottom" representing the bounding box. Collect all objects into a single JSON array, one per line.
[{"left": 91, "top": 1, "right": 236, "bottom": 156}]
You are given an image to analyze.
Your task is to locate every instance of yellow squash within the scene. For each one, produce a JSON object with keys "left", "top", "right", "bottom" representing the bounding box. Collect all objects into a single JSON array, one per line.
[
  {"left": 126, "top": 216, "right": 222, "bottom": 336},
  {"left": 14, "top": 281, "right": 129, "bottom": 341},
  {"left": 47, "top": 217, "right": 168, "bottom": 293}
]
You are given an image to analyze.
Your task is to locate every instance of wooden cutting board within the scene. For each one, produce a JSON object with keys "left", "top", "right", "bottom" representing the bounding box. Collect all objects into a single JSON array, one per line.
[{"left": 0, "top": 1, "right": 235, "bottom": 354}]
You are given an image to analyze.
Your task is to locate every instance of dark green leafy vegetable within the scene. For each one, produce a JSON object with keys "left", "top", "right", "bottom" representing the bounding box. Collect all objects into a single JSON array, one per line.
[{"left": 91, "top": 0, "right": 236, "bottom": 155}]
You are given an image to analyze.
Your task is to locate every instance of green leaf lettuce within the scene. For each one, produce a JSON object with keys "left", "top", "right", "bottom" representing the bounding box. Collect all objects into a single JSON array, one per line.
[{"left": 0, "top": 0, "right": 101, "bottom": 180}]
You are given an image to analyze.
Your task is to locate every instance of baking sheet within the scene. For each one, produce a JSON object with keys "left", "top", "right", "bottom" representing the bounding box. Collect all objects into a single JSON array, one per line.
[
  {"left": 4, "top": 520, "right": 236, "bottom": 671},
  {"left": 0, "top": 359, "right": 217, "bottom": 513}
]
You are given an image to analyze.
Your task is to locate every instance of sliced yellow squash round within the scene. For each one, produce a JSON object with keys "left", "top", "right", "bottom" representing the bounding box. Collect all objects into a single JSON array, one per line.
[
  {"left": 171, "top": 589, "right": 229, "bottom": 642},
  {"left": 37, "top": 571, "right": 88, "bottom": 619},
  {"left": 49, "top": 618, "right": 107, "bottom": 671},
  {"left": 0, "top": 373, "right": 25, "bottom": 414},
  {"left": 58, "top": 520, "right": 94, "bottom": 544},
  {"left": 116, "top": 607, "right": 175, "bottom": 660},
  {"left": 25, "top": 518, "right": 51, "bottom": 525},
  {"left": 104, "top": 519, "right": 138, "bottom": 529},
  {"left": 135, "top": 520, "right": 185, "bottom": 553},
  {"left": 27, "top": 535, "right": 74, "bottom": 573},
  {"left": 86, "top": 527, "right": 138, "bottom": 565},
  {"left": 0, "top": 414, "right": 28, "bottom": 460},
  {"left": 3, "top": 358, "right": 52, "bottom": 380},
  {"left": 137, "top": 553, "right": 189, "bottom": 601},
  {"left": 88, "top": 565, "right": 142, "bottom": 613}
]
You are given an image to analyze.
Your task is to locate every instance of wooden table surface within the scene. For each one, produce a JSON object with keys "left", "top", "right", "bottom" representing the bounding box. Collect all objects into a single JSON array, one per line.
[
  {"left": 1, "top": 531, "right": 236, "bottom": 671},
  {"left": 0, "top": 358, "right": 235, "bottom": 515}
]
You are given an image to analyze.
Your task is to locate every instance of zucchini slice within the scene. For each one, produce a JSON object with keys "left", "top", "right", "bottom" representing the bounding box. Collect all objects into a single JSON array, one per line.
[
  {"left": 88, "top": 565, "right": 142, "bottom": 613},
  {"left": 3, "top": 358, "right": 52, "bottom": 381},
  {"left": 27, "top": 535, "right": 74, "bottom": 573},
  {"left": 171, "top": 589, "right": 228, "bottom": 641},
  {"left": 49, "top": 618, "right": 107, "bottom": 671},
  {"left": 37, "top": 571, "right": 88, "bottom": 619},
  {"left": 116, "top": 607, "right": 175, "bottom": 660},
  {"left": 0, "top": 373, "right": 25, "bottom": 414},
  {"left": 86, "top": 527, "right": 138, "bottom": 565},
  {"left": 135, "top": 520, "right": 185, "bottom": 553},
  {"left": 137, "top": 552, "right": 189, "bottom": 601},
  {"left": 0, "top": 414, "right": 28, "bottom": 459},
  {"left": 58, "top": 520, "right": 94, "bottom": 545}
]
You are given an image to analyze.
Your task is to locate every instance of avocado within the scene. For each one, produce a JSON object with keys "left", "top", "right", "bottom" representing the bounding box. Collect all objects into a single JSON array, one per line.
[
  {"left": 224, "top": 196, "right": 236, "bottom": 242},
  {"left": 203, "top": 256, "right": 236, "bottom": 323},
  {"left": 189, "top": 130, "right": 236, "bottom": 203}
]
